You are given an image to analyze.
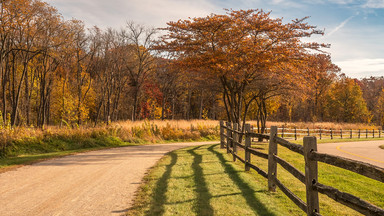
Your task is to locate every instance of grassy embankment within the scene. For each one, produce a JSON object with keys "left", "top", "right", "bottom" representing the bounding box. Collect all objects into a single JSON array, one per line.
[
  {"left": 128, "top": 143, "right": 384, "bottom": 216},
  {"left": 0, "top": 120, "right": 219, "bottom": 169}
]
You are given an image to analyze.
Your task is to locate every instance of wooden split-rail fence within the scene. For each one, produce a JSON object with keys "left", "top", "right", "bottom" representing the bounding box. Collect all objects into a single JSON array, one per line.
[
  {"left": 220, "top": 121, "right": 384, "bottom": 216},
  {"left": 251, "top": 126, "right": 383, "bottom": 140}
]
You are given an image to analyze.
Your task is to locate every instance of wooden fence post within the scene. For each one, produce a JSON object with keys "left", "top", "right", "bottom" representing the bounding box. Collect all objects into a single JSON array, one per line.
[
  {"left": 268, "top": 126, "right": 278, "bottom": 192},
  {"left": 282, "top": 126, "right": 284, "bottom": 138},
  {"left": 331, "top": 128, "right": 333, "bottom": 139},
  {"left": 226, "top": 122, "right": 231, "bottom": 154},
  {"left": 341, "top": 129, "right": 343, "bottom": 139},
  {"left": 380, "top": 129, "right": 381, "bottom": 138},
  {"left": 358, "top": 129, "right": 360, "bottom": 139},
  {"left": 350, "top": 129, "right": 352, "bottom": 139},
  {"left": 304, "top": 136, "right": 320, "bottom": 216},
  {"left": 319, "top": 128, "right": 322, "bottom": 140},
  {"left": 373, "top": 129, "right": 375, "bottom": 138},
  {"left": 295, "top": 127, "right": 297, "bottom": 140},
  {"left": 220, "top": 121, "right": 224, "bottom": 148},
  {"left": 245, "top": 124, "right": 251, "bottom": 171},
  {"left": 307, "top": 128, "right": 310, "bottom": 136},
  {"left": 366, "top": 129, "right": 368, "bottom": 139},
  {"left": 233, "top": 123, "right": 238, "bottom": 161},
  {"left": 251, "top": 125, "right": 254, "bottom": 142}
]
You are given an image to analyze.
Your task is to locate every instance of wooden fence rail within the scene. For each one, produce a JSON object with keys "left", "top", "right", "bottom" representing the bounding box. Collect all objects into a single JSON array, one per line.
[
  {"left": 251, "top": 126, "right": 383, "bottom": 140},
  {"left": 220, "top": 121, "right": 384, "bottom": 216}
]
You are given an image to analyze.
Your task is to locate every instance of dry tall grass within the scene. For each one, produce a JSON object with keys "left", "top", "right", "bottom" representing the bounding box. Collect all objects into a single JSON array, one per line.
[
  {"left": 0, "top": 120, "right": 220, "bottom": 158},
  {"left": 0, "top": 120, "right": 377, "bottom": 144},
  {"left": 0, "top": 119, "right": 379, "bottom": 158},
  {"left": 251, "top": 121, "right": 380, "bottom": 130},
  {"left": 112, "top": 119, "right": 220, "bottom": 130}
]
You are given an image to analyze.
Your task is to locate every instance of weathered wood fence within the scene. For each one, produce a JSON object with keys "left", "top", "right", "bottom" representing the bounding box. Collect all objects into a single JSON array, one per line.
[
  {"left": 252, "top": 126, "right": 382, "bottom": 140},
  {"left": 220, "top": 121, "right": 384, "bottom": 216}
]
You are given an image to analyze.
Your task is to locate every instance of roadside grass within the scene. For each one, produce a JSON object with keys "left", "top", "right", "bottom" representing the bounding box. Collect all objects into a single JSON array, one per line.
[
  {"left": 128, "top": 144, "right": 384, "bottom": 216},
  {"left": 0, "top": 136, "right": 217, "bottom": 172},
  {"left": 0, "top": 136, "right": 141, "bottom": 171},
  {"left": 0, "top": 120, "right": 219, "bottom": 169}
]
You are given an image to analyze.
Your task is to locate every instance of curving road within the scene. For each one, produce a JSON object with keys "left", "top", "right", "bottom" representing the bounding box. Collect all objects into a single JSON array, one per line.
[
  {"left": 317, "top": 140, "right": 384, "bottom": 168},
  {"left": 0, "top": 141, "right": 217, "bottom": 216}
]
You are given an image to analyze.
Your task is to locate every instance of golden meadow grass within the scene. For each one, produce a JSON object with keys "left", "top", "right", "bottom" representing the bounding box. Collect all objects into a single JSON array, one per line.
[
  {"left": 0, "top": 120, "right": 220, "bottom": 159},
  {"left": 0, "top": 119, "right": 379, "bottom": 159}
]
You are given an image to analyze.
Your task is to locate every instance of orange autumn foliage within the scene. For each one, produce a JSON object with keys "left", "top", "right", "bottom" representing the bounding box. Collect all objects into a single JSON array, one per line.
[{"left": 156, "top": 9, "right": 329, "bottom": 129}]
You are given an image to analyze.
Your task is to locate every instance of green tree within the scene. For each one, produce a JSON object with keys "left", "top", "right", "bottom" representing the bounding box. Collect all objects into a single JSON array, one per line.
[{"left": 325, "top": 77, "right": 371, "bottom": 123}]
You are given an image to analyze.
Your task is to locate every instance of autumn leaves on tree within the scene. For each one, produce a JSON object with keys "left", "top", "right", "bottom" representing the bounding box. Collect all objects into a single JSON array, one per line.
[
  {"left": 1, "top": 0, "right": 382, "bottom": 128},
  {"left": 156, "top": 9, "right": 335, "bottom": 131}
]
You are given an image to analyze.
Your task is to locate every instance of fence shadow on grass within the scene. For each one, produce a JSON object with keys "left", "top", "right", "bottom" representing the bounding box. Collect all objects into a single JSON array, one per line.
[
  {"left": 146, "top": 151, "right": 178, "bottom": 216},
  {"left": 187, "top": 145, "right": 214, "bottom": 216},
  {"left": 208, "top": 144, "right": 277, "bottom": 216}
]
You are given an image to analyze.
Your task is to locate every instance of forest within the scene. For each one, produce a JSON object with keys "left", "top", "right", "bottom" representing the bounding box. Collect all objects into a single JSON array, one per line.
[{"left": 1, "top": 0, "right": 384, "bottom": 130}]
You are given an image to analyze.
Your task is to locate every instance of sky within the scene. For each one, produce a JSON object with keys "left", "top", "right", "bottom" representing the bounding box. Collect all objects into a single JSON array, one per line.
[{"left": 45, "top": 0, "right": 384, "bottom": 79}]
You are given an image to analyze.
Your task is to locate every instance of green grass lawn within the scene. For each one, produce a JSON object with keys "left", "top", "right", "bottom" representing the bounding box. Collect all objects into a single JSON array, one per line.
[{"left": 128, "top": 143, "right": 384, "bottom": 216}]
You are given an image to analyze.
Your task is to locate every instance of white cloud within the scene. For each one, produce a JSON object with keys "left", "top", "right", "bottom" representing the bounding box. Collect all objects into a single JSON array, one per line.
[
  {"left": 363, "top": 0, "right": 384, "bottom": 8},
  {"left": 268, "top": 0, "right": 305, "bottom": 8},
  {"left": 327, "top": 0, "right": 356, "bottom": 5},
  {"left": 46, "top": 0, "right": 217, "bottom": 29},
  {"left": 335, "top": 58, "right": 384, "bottom": 78}
]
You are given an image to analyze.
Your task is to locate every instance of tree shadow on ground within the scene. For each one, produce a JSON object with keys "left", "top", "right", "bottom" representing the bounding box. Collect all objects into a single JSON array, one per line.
[
  {"left": 146, "top": 152, "right": 178, "bottom": 216},
  {"left": 208, "top": 144, "right": 277, "bottom": 216},
  {"left": 187, "top": 145, "right": 214, "bottom": 215}
]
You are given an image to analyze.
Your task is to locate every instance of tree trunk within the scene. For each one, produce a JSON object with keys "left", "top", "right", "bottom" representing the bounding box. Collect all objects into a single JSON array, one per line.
[
  {"left": 24, "top": 70, "right": 30, "bottom": 125},
  {"left": 199, "top": 91, "right": 203, "bottom": 119},
  {"left": 187, "top": 90, "right": 191, "bottom": 120},
  {"left": 132, "top": 87, "right": 138, "bottom": 121},
  {"left": 172, "top": 94, "right": 175, "bottom": 120},
  {"left": 161, "top": 94, "right": 166, "bottom": 120}
]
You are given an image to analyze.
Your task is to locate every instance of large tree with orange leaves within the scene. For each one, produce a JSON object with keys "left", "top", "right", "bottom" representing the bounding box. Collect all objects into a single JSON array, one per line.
[{"left": 156, "top": 9, "right": 329, "bottom": 130}]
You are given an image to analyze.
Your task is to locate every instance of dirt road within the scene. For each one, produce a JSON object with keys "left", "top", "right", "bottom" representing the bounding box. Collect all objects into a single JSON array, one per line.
[
  {"left": 0, "top": 141, "right": 217, "bottom": 216},
  {"left": 317, "top": 140, "right": 384, "bottom": 168}
]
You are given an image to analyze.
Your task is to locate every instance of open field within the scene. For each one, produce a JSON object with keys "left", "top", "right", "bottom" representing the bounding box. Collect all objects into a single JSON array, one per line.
[
  {"left": 128, "top": 144, "right": 384, "bottom": 216},
  {"left": 259, "top": 121, "right": 380, "bottom": 130}
]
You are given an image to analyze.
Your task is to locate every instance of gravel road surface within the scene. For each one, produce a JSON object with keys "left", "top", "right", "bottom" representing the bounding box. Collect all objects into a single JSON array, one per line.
[{"left": 0, "top": 141, "right": 217, "bottom": 216}]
